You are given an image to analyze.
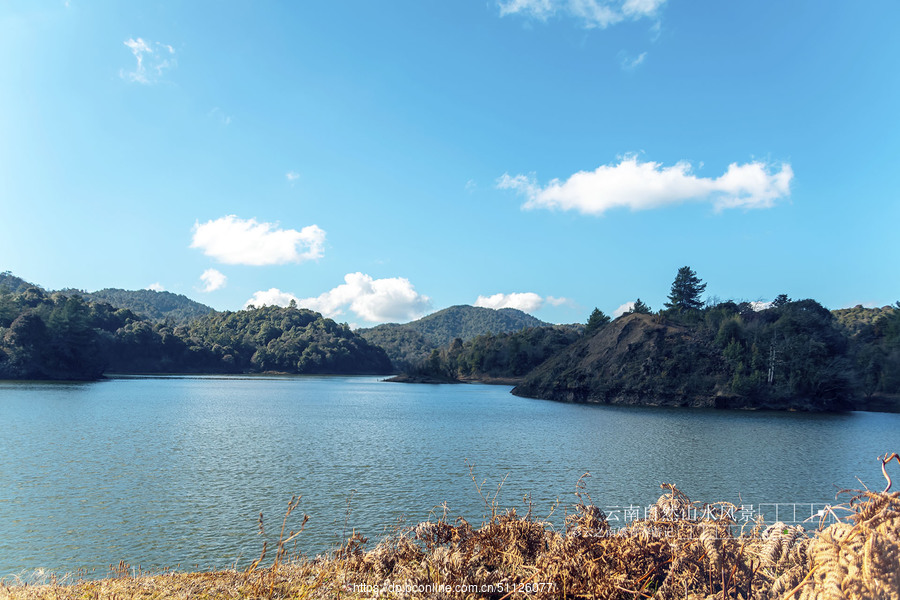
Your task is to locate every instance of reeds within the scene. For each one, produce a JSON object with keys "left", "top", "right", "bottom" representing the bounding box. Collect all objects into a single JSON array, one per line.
[{"left": 2, "top": 455, "right": 899, "bottom": 599}]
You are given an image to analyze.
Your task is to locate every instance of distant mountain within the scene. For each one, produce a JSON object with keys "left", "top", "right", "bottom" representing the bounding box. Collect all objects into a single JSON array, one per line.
[
  {"left": 1, "top": 270, "right": 215, "bottom": 325},
  {"left": 395, "top": 324, "right": 584, "bottom": 384},
  {"left": 62, "top": 288, "right": 215, "bottom": 324},
  {"left": 358, "top": 305, "right": 549, "bottom": 370}
]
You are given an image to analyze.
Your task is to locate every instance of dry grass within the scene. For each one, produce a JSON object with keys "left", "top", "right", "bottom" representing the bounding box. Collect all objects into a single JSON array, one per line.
[{"left": 2, "top": 456, "right": 899, "bottom": 600}]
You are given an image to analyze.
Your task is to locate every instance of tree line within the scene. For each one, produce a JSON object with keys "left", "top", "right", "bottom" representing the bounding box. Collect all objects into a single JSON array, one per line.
[
  {"left": 2, "top": 268, "right": 898, "bottom": 406},
  {"left": 0, "top": 285, "right": 391, "bottom": 380},
  {"left": 409, "top": 266, "right": 900, "bottom": 406}
]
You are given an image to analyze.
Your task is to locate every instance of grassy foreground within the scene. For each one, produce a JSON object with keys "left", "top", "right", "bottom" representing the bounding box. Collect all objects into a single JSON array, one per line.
[{"left": 2, "top": 459, "right": 899, "bottom": 600}]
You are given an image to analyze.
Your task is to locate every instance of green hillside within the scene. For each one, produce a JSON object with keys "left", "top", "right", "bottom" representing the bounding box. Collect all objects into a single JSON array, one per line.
[
  {"left": 357, "top": 305, "right": 548, "bottom": 370},
  {"left": 0, "top": 271, "right": 39, "bottom": 294},
  {"left": 832, "top": 304, "right": 897, "bottom": 335},
  {"left": 513, "top": 301, "right": 866, "bottom": 410},
  {"left": 0, "top": 275, "right": 391, "bottom": 380},
  {"left": 402, "top": 324, "right": 583, "bottom": 383},
  {"left": 182, "top": 305, "right": 392, "bottom": 375},
  {"left": 63, "top": 288, "right": 214, "bottom": 324}
]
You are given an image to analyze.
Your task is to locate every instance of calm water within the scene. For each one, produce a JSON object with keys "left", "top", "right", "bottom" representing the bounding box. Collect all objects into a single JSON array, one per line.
[{"left": 1, "top": 375, "right": 898, "bottom": 579}]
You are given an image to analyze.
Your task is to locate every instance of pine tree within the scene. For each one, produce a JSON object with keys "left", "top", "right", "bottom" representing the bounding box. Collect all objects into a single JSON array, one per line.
[
  {"left": 664, "top": 267, "right": 706, "bottom": 312},
  {"left": 585, "top": 308, "right": 610, "bottom": 335},
  {"left": 771, "top": 294, "right": 791, "bottom": 308},
  {"left": 628, "top": 298, "right": 651, "bottom": 314}
]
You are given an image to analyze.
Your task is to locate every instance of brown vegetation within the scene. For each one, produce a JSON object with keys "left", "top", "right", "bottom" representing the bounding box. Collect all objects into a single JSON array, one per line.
[{"left": 3, "top": 457, "right": 899, "bottom": 600}]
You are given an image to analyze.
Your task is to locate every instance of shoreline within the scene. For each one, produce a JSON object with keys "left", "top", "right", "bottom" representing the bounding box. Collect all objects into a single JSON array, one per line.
[
  {"left": 4, "top": 372, "right": 897, "bottom": 413},
  {"left": 2, "top": 477, "right": 897, "bottom": 599}
]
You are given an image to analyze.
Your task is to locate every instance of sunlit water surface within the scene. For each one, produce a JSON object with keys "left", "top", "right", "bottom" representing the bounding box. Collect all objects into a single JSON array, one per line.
[{"left": 1, "top": 375, "right": 897, "bottom": 578}]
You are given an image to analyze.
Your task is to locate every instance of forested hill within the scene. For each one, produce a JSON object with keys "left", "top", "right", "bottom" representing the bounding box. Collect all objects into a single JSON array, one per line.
[
  {"left": 0, "top": 271, "right": 38, "bottom": 294},
  {"left": 398, "top": 324, "right": 584, "bottom": 383},
  {"left": 832, "top": 304, "right": 897, "bottom": 335},
  {"left": 512, "top": 299, "right": 900, "bottom": 411},
  {"left": 185, "top": 306, "right": 391, "bottom": 375},
  {"left": 0, "top": 285, "right": 391, "bottom": 380},
  {"left": 59, "top": 288, "right": 214, "bottom": 324},
  {"left": 2, "top": 272, "right": 214, "bottom": 324},
  {"left": 357, "top": 305, "right": 549, "bottom": 370}
]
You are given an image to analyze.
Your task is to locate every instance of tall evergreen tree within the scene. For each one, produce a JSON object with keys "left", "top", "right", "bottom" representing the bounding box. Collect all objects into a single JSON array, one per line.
[
  {"left": 664, "top": 267, "right": 706, "bottom": 312},
  {"left": 628, "top": 298, "right": 652, "bottom": 314},
  {"left": 585, "top": 308, "right": 610, "bottom": 335},
  {"left": 771, "top": 294, "right": 791, "bottom": 308}
]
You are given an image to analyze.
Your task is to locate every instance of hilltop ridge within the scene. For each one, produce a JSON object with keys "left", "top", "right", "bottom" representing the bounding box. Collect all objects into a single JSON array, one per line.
[
  {"left": 0, "top": 275, "right": 391, "bottom": 380},
  {"left": 357, "top": 305, "right": 548, "bottom": 370},
  {"left": 61, "top": 288, "right": 214, "bottom": 324},
  {"left": 512, "top": 304, "right": 858, "bottom": 411}
]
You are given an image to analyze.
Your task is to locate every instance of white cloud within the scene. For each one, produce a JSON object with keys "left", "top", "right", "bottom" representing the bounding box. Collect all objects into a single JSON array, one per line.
[
  {"left": 613, "top": 301, "right": 635, "bottom": 317},
  {"left": 750, "top": 301, "right": 772, "bottom": 311},
  {"left": 546, "top": 296, "right": 572, "bottom": 307},
  {"left": 298, "top": 272, "right": 432, "bottom": 323},
  {"left": 190, "top": 215, "right": 326, "bottom": 266},
  {"left": 499, "top": 0, "right": 665, "bottom": 28},
  {"left": 475, "top": 292, "right": 571, "bottom": 313},
  {"left": 498, "top": 156, "right": 793, "bottom": 216},
  {"left": 499, "top": 0, "right": 555, "bottom": 20},
  {"left": 146, "top": 282, "right": 164, "bottom": 292},
  {"left": 245, "top": 288, "right": 300, "bottom": 308},
  {"left": 620, "top": 51, "right": 647, "bottom": 70},
  {"left": 199, "top": 268, "right": 227, "bottom": 293},
  {"left": 476, "top": 292, "right": 544, "bottom": 312},
  {"left": 208, "top": 107, "right": 232, "bottom": 126},
  {"left": 569, "top": 0, "right": 622, "bottom": 28},
  {"left": 121, "top": 38, "right": 176, "bottom": 84},
  {"left": 622, "top": 0, "right": 665, "bottom": 17},
  {"left": 286, "top": 171, "right": 300, "bottom": 182}
]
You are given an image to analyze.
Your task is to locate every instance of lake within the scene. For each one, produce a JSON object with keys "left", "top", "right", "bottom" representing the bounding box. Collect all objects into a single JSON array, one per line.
[{"left": 1, "top": 375, "right": 898, "bottom": 579}]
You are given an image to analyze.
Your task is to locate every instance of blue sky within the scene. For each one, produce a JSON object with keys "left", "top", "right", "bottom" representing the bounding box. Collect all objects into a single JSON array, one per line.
[{"left": 1, "top": 1, "right": 898, "bottom": 326}]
